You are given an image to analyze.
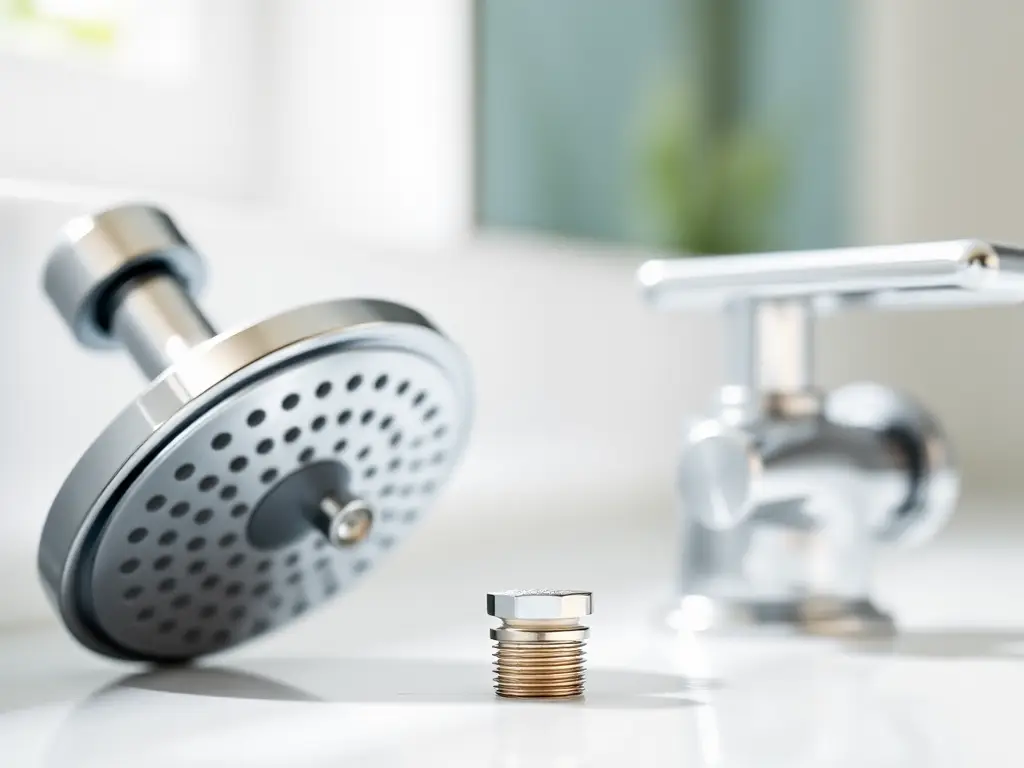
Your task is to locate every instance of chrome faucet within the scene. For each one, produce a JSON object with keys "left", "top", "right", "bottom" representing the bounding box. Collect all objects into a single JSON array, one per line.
[{"left": 639, "top": 241, "right": 1024, "bottom": 636}]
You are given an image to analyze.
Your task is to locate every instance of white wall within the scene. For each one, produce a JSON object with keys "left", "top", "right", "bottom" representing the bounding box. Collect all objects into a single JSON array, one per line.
[
  {"left": 0, "top": 1, "right": 262, "bottom": 201},
  {"left": 266, "top": 0, "right": 473, "bottom": 246},
  {"left": 840, "top": 1, "right": 1024, "bottom": 494},
  {"left": 0, "top": 0, "right": 473, "bottom": 247}
]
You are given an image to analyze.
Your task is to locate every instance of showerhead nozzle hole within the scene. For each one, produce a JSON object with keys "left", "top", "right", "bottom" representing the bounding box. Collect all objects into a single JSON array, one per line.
[
  {"left": 282, "top": 394, "right": 299, "bottom": 411},
  {"left": 257, "top": 438, "right": 274, "bottom": 455},
  {"left": 201, "top": 575, "right": 220, "bottom": 591},
  {"left": 347, "top": 375, "right": 362, "bottom": 392},
  {"left": 174, "top": 464, "right": 195, "bottom": 481},
  {"left": 316, "top": 382, "right": 332, "bottom": 398},
  {"left": 127, "top": 527, "right": 148, "bottom": 544},
  {"left": 247, "top": 410, "right": 266, "bottom": 427},
  {"left": 211, "top": 432, "right": 232, "bottom": 450},
  {"left": 194, "top": 508, "right": 214, "bottom": 525}
]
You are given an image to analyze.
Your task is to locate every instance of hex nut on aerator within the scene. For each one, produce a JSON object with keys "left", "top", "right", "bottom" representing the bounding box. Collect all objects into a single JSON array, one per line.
[
  {"left": 487, "top": 590, "right": 592, "bottom": 698},
  {"left": 488, "top": 590, "right": 592, "bottom": 621}
]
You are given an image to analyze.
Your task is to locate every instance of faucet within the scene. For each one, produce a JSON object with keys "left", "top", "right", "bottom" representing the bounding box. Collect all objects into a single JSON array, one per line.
[{"left": 638, "top": 241, "right": 1024, "bottom": 636}]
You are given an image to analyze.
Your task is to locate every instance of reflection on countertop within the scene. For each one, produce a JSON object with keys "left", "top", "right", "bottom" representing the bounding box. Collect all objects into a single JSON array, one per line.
[
  {"left": 5, "top": 498, "right": 1024, "bottom": 766},
  {"left": 3, "top": 635, "right": 996, "bottom": 767}
]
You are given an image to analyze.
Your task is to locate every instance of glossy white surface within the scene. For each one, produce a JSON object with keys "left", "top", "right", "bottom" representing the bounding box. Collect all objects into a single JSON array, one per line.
[{"left": 3, "top": 497, "right": 1024, "bottom": 766}]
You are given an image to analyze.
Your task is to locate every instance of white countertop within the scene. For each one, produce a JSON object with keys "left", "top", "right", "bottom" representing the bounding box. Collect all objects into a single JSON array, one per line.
[{"left": 3, "top": 496, "right": 1024, "bottom": 767}]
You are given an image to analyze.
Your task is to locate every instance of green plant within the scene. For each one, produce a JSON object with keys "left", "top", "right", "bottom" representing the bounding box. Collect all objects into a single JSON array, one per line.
[
  {"left": 638, "top": 0, "right": 786, "bottom": 256},
  {"left": 640, "top": 83, "right": 785, "bottom": 255}
]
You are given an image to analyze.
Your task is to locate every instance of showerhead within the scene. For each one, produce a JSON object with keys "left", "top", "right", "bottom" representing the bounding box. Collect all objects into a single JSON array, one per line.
[{"left": 38, "top": 204, "right": 472, "bottom": 662}]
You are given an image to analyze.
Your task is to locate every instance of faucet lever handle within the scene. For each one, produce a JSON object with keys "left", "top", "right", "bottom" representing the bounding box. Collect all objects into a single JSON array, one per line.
[{"left": 638, "top": 240, "right": 1024, "bottom": 313}]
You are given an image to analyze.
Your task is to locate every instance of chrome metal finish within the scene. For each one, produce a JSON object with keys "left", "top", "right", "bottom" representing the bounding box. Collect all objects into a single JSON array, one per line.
[
  {"left": 639, "top": 240, "right": 1024, "bottom": 312},
  {"left": 43, "top": 204, "right": 205, "bottom": 350},
  {"left": 725, "top": 300, "right": 813, "bottom": 393},
  {"left": 640, "top": 241, "right": 1024, "bottom": 635},
  {"left": 487, "top": 590, "right": 592, "bottom": 698},
  {"left": 110, "top": 273, "right": 216, "bottom": 379},
  {"left": 38, "top": 204, "right": 473, "bottom": 662},
  {"left": 314, "top": 496, "right": 374, "bottom": 548}
]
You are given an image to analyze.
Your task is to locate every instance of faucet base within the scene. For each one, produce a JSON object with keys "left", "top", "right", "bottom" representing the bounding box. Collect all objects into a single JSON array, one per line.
[{"left": 666, "top": 594, "right": 896, "bottom": 638}]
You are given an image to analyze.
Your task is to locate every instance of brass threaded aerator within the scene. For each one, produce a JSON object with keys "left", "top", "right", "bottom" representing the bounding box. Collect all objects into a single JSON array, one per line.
[{"left": 487, "top": 590, "right": 592, "bottom": 698}]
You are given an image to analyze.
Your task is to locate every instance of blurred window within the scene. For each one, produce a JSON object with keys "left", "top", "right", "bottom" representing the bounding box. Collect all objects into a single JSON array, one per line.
[
  {"left": 476, "top": 0, "right": 851, "bottom": 254},
  {"left": 0, "top": 0, "right": 195, "bottom": 81}
]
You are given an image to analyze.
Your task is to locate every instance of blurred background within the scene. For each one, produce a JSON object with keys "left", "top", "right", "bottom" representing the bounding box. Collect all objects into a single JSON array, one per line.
[{"left": 0, "top": 0, "right": 1022, "bottom": 628}]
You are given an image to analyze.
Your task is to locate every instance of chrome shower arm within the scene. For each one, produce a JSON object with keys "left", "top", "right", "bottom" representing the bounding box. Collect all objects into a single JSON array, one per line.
[{"left": 638, "top": 240, "right": 1024, "bottom": 313}]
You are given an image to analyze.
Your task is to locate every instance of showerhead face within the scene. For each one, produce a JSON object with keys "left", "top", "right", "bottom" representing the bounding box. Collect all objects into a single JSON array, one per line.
[{"left": 39, "top": 299, "right": 471, "bottom": 662}]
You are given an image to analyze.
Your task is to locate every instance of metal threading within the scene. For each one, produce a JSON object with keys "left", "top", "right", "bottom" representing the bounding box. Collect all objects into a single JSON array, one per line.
[{"left": 493, "top": 634, "right": 587, "bottom": 698}]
